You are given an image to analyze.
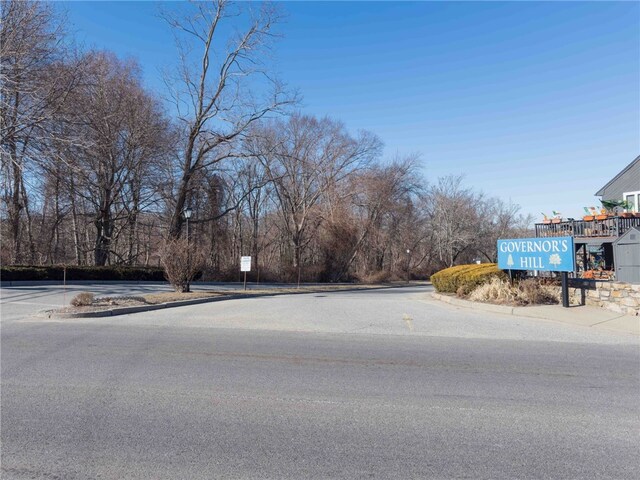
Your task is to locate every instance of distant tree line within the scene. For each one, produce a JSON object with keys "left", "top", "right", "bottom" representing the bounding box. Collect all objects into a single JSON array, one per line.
[{"left": 0, "top": 0, "right": 532, "bottom": 281}]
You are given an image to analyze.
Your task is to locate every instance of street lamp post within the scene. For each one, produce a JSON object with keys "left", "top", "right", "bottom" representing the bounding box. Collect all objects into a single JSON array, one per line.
[
  {"left": 406, "top": 249, "right": 411, "bottom": 283},
  {"left": 183, "top": 207, "right": 193, "bottom": 293}
]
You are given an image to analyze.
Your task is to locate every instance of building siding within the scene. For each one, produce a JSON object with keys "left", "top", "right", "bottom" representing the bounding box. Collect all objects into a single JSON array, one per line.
[{"left": 598, "top": 158, "right": 640, "bottom": 201}]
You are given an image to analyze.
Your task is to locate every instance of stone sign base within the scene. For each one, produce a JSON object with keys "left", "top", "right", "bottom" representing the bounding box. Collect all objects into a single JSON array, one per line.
[{"left": 565, "top": 281, "right": 640, "bottom": 316}]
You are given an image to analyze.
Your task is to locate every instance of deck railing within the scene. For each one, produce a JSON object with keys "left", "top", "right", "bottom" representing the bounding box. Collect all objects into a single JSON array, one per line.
[{"left": 535, "top": 216, "right": 640, "bottom": 239}]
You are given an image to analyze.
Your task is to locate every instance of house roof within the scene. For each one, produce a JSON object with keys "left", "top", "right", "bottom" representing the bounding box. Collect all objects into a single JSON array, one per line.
[
  {"left": 614, "top": 226, "right": 640, "bottom": 245},
  {"left": 595, "top": 155, "right": 640, "bottom": 196}
]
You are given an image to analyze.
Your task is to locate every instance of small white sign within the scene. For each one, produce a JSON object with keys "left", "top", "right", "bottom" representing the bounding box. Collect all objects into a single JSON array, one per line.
[{"left": 240, "top": 256, "right": 251, "bottom": 272}]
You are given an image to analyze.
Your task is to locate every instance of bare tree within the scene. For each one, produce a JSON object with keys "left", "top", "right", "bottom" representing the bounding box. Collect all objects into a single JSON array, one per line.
[
  {"left": 428, "top": 175, "right": 482, "bottom": 268},
  {"left": 426, "top": 175, "right": 532, "bottom": 268},
  {"left": 162, "top": 0, "right": 295, "bottom": 240},
  {"left": 242, "top": 159, "right": 272, "bottom": 280},
  {"left": 0, "top": 0, "right": 533, "bottom": 280},
  {"left": 338, "top": 156, "right": 424, "bottom": 280},
  {"left": 55, "top": 52, "right": 171, "bottom": 265},
  {"left": 161, "top": 237, "right": 207, "bottom": 292},
  {"left": 474, "top": 199, "right": 533, "bottom": 262},
  {"left": 248, "top": 114, "right": 382, "bottom": 280},
  {"left": 0, "top": 0, "right": 78, "bottom": 262}
]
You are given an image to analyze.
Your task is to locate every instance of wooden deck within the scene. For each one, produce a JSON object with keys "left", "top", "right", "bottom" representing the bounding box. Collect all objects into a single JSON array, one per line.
[{"left": 535, "top": 216, "right": 640, "bottom": 239}]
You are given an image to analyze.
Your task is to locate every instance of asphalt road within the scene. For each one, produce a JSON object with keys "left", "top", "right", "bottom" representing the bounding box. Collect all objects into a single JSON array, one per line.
[
  {"left": 1, "top": 285, "right": 639, "bottom": 479},
  {"left": 0, "top": 282, "right": 294, "bottom": 323}
]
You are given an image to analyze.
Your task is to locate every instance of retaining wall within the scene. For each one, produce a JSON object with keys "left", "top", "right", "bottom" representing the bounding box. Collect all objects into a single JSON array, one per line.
[{"left": 567, "top": 282, "right": 640, "bottom": 316}]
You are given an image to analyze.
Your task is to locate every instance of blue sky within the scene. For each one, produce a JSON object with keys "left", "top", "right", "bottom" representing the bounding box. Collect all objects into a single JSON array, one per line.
[{"left": 64, "top": 1, "right": 639, "bottom": 221}]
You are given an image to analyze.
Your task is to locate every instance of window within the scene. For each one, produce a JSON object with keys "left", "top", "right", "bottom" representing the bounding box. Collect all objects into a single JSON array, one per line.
[{"left": 623, "top": 191, "right": 640, "bottom": 212}]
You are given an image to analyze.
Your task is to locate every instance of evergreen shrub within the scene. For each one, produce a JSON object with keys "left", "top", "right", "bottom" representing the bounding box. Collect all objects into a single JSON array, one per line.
[
  {"left": 430, "top": 263, "right": 507, "bottom": 295},
  {"left": 1, "top": 265, "right": 166, "bottom": 282}
]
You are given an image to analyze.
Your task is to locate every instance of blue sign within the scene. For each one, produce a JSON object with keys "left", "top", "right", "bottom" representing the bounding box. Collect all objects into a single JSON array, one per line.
[{"left": 497, "top": 236, "right": 575, "bottom": 272}]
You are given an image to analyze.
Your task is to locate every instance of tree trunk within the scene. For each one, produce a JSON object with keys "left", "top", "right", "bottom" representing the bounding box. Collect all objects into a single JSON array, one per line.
[
  {"left": 94, "top": 209, "right": 112, "bottom": 266},
  {"left": 53, "top": 175, "right": 61, "bottom": 262},
  {"left": 168, "top": 162, "right": 194, "bottom": 239},
  {"left": 252, "top": 214, "right": 259, "bottom": 282},
  {"left": 20, "top": 176, "right": 36, "bottom": 264},
  {"left": 70, "top": 178, "right": 82, "bottom": 265},
  {"left": 9, "top": 142, "right": 22, "bottom": 263}
]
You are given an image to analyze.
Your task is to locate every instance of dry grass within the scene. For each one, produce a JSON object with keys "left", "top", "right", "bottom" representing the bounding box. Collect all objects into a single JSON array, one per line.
[
  {"left": 93, "top": 295, "right": 147, "bottom": 305},
  {"left": 142, "top": 292, "right": 222, "bottom": 304},
  {"left": 468, "top": 277, "right": 560, "bottom": 306},
  {"left": 468, "top": 277, "right": 518, "bottom": 304},
  {"left": 70, "top": 292, "right": 95, "bottom": 306},
  {"left": 517, "top": 278, "right": 560, "bottom": 305},
  {"left": 359, "top": 271, "right": 392, "bottom": 284}
]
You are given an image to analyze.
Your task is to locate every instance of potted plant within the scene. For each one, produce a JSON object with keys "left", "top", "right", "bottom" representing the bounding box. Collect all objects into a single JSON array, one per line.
[
  {"left": 601, "top": 199, "right": 633, "bottom": 217},
  {"left": 582, "top": 207, "right": 594, "bottom": 221},
  {"left": 619, "top": 200, "right": 634, "bottom": 218},
  {"left": 595, "top": 208, "right": 609, "bottom": 221}
]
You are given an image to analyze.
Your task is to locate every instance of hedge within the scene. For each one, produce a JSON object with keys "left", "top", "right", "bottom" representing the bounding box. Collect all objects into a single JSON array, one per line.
[
  {"left": 1, "top": 265, "right": 166, "bottom": 282},
  {"left": 430, "top": 263, "right": 507, "bottom": 295}
]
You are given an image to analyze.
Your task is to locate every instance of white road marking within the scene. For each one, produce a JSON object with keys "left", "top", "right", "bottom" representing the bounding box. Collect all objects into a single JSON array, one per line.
[
  {"left": 403, "top": 313, "right": 414, "bottom": 331},
  {"left": 0, "top": 301, "right": 61, "bottom": 307}
]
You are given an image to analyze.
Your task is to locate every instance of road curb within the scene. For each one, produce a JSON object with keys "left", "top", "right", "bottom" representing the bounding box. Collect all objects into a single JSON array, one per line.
[
  {"left": 44, "top": 283, "right": 426, "bottom": 319},
  {"left": 430, "top": 292, "right": 639, "bottom": 335},
  {"left": 45, "top": 295, "right": 236, "bottom": 319},
  {"left": 431, "top": 292, "right": 516, "bottom": 315}
]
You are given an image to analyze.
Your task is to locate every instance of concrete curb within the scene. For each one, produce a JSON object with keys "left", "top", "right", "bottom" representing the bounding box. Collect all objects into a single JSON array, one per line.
[
  {"left": 432, "top": 292, "right": 516, "bottom": 315},
  {"left": 45, "top": 295, "right": 241, "bottom": 319},
  {"left": 44, "top": 283, "right": 426, "bottom": 319},
  {"left": 430, "top": 292, "right": 639, "bottom": 336}
]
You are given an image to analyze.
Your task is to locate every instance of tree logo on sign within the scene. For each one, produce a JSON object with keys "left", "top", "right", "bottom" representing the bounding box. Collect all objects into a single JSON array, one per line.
[{"left": 549, "top": 253, "right": 561, "bottom": 268}]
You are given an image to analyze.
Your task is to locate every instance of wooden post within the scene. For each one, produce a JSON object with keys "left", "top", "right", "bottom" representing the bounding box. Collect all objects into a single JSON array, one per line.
[
  {"left": 244, "top": 271, "right": 247, "bottom": 291},
  {"left": 561, "top": 271, "right": 569, "bottom": 308},
  {"left": 63, "top": 265, "right": 67, "bottom": 306}
]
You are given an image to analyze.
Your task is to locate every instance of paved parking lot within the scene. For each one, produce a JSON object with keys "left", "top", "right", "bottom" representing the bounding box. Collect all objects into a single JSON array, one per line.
[{"left": 0, "top": 282, "right": 313, "bottom": 322}]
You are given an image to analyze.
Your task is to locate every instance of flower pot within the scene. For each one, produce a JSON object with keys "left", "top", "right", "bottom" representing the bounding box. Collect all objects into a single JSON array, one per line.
[
  {"left": 551, "top": 218, "right": 561, "bottom": 224},
  {"left": 542, "top": 219, "right": 551, "bottom": 224},
  {"left": 583, "top": 215, "right": 594, "bottom": 221},
  {"left": 595, "top": 214, "right": 608, "bottom": 220},
  {"left": 619, "top": 212, "right": 634, "bottom": 218}
]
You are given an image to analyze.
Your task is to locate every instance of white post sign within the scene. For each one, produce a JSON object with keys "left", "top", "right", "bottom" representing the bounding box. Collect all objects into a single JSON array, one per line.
[
  {"left": 240, "top": 256, "right": 251, "bottom": 290},
  {"left": 240, "top": 256, "right": 251, "bottom": 272}
]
